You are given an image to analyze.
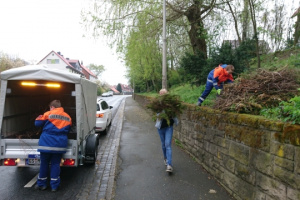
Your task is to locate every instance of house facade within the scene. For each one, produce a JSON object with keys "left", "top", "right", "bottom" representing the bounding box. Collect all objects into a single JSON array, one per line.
[{"left": 37, "top": 50, "right": 97, "bottom": 81}]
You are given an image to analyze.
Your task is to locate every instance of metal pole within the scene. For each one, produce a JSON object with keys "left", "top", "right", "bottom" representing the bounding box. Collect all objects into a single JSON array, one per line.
[{"left": 162, "top": 0, "right": 167, "bottom": 89}]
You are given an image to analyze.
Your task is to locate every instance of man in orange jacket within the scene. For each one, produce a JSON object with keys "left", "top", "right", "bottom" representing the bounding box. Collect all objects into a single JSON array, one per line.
[
  {"left": 34, "top": 100, "right": 72, "bottom": 192},
  {"left": 197, "top": 64, "right": 234, "bottom": 106}
]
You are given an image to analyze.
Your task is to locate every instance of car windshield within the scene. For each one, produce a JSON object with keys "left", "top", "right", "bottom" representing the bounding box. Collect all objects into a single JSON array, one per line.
[{"left": 97, "top": 103, "right": 100, "bottom": 111}]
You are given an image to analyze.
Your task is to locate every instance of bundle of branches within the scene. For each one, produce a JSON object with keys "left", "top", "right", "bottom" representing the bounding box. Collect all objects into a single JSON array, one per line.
[
  {"left": 214, "top": 69, "right": 300, "bottom": 114},
  {"left": 147, "top": 94, "right": 185, "bottom": 125}
]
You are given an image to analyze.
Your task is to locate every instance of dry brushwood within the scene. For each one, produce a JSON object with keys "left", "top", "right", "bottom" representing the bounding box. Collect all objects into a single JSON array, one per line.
[
  {"left": 214, "top": 69, "right": 300, "bottom": 114},
  {"left": 147, "top": 94, "right": 185, "bottom": 125}
]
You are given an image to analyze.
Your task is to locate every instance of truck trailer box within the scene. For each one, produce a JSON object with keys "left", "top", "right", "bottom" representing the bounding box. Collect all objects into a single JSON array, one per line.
[{"left": 0, "top": 65, "right": 99, "bottom": 167}]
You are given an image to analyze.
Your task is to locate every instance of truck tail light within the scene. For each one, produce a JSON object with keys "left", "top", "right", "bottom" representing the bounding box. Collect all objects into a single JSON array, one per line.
[
  {"left": 63, "top": 159, "right": 75, "bottom": 166},
  {"left": 4, "top": 158, "right": 17, "bottom": 166},
  {"left": 96, "top": 113, "right": 104, "bottom": 118}
]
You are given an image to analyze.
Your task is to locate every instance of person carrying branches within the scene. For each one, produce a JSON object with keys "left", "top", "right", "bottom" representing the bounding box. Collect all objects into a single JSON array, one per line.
[{"left": 147, "top": 89, "right": 185, "bottom": 173}]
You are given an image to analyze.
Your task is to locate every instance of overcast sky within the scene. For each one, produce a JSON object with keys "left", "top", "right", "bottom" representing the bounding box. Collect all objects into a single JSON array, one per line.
[{"left": 0, "top": 0, "right": 128, "bottom": 85}]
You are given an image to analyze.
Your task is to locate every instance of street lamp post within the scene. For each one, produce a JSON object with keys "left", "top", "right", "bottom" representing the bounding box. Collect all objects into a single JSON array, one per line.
[{"left": 162, "top": 0, "right": 167, "bottom": 89}]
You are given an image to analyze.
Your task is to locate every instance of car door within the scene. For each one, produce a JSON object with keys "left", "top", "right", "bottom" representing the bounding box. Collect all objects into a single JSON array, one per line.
[{"left": 101, "top": 101, "right": 111, "bottom": 126}]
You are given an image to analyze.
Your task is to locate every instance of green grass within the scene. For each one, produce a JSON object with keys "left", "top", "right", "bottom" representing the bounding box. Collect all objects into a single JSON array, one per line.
[
  {"left": 250, "top": 47, "right": 300, "bottom": 71},
  {"left": 139, "top": 84, "right": 219, "bottom": 106}
]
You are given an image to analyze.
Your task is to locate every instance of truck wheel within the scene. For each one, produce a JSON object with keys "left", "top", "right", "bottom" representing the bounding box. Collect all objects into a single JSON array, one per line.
[{"left": 84, "top": 134, "right": 99, "bottom": 165}]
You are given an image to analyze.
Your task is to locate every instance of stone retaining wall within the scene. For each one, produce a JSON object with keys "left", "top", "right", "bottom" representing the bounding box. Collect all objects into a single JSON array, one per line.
[{"left": 133, "top": 94, "right": 300, "bottom": 200}]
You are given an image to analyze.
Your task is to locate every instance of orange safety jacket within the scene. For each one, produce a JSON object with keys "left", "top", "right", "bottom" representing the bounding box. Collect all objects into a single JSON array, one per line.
[
  {"left": 35, "top": 107, "right": 72, "bottom": 153},
  {"left": 212, "top": 65, "right": 234, "bottom": 89}
]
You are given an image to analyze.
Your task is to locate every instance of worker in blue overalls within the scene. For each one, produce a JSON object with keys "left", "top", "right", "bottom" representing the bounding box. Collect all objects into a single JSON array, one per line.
[{"left": 197, "top": 64, "right": 234, "bottom": 106}]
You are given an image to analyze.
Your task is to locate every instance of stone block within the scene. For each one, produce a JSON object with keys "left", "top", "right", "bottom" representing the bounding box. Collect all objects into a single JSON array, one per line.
[
  {"left": 287, "top": 187, "right": 300, "bottom": 200},
  {"left": 253, "top": 190, "right": 275, "bottom": 200},
  {"left": 186, "top": 137, "right": 195, "bottom": 147},
  {"left": 217, "top": 146, "right": 229, "bottom": 157},
  {"left": 235, "top": 162, "right": 255, "bottom": 185},
  {"left": 224, "top": 157, "right": 235, "bottom": 173},
  {"left": 223, "top": 170, "right": 255, "bottom": 200},
  {"left": 296, "top": 147, "right": 300, "bottom": 174},
  {"left": 224, "top": 124, "right": 242, "bottom": 141},
  {"left": 191, "top": 132, "right": 198, "bottom": 140},
  {"left": 196, "top": 132, "right": 204, "bottom": 143},
  {"left": 275, "top": 156, "right": 294, "bottom": 172},
  {"left": 256, "top": 172, "right": 286, "bottom": 200},
  {"left": 282, "top": 124, "right": 300, "bottom": 146},
  {"left": 214, "top": 167, "right": 224, "bottom": 180},
  {"left": 214, "top": 136, "right": 229, "bottom": 149},
  {"left": 251, "top": 149, "right": 273, "bottom": 176},
  {"left": 204, "top": 129, "right": 215, "bottom": 142},
  {"left": 270, "top": 141, "right": 295, "bottom": 160},
  {"left": 274, "top": 165, "right": 300, "bottom": 189},
  {"left": 229, "top": 141, "right": 250, "bottom": 165},
  {"left": 204, "top": 141, "right": 218, "bottom": 156},
  {"left": 239, "top": 127, "right": 270, "bottom": 151}
]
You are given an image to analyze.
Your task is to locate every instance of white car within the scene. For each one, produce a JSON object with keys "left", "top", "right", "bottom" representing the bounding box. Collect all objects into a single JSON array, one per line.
[
  {"left": 95, "top": 99, "right": 113, "bottom": 134},
  {"left": 101, "top": 92, "right": 111, "bottom": 97}
]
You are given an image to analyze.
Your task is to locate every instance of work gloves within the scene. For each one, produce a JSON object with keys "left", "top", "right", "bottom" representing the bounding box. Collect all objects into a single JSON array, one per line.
[{"left": 216, "top": 89, "right": 222, "bottom": 95}]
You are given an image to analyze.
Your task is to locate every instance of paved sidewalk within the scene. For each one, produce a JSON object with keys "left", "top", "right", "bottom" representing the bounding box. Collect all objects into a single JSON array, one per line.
[{"left": 113, "top": 97, "right": 234, "bottom": 200}]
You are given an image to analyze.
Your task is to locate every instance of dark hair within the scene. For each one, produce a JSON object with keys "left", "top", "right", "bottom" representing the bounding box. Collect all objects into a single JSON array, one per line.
[{"left": 49, "top": 100, "right": 61, "bottom": 108}]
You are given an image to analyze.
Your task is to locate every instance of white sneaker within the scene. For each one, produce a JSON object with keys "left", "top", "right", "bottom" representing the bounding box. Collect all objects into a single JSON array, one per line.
[
  {"left": 166, "top": 165, "right": 173, "bottom": 172},
  {"left": 164, "top": 159, "right": 167, "bottom": 166}
]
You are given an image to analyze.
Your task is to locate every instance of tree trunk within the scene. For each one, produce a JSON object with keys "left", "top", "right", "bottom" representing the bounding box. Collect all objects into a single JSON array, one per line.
[
  {"left": 294, "top": 13, "right": 300, "bottom": 46},
  {"left": 248, "top": 0, "right": 260, "bottom": 68},
  {"left": 242, "top": 0, "right": 249, "bottom": 41},
  {"left": 184, "top": 3, "right": 207, "bottom": 58}
]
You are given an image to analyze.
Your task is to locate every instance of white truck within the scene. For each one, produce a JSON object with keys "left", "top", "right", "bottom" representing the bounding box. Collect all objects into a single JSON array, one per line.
[{"left": 0, "top": 65, "right": 99, "bottom": 167}]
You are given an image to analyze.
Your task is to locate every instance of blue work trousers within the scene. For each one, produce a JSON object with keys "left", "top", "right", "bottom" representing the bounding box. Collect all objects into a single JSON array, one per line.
[
  {"left": 157, "top": 126, "right": 173, "bottom": 166},
  {"left": 198, "top": 80, "right": 223, "bottom": 104},
  {"left": 37, "top": 152, "right": 62, "bottom": 189}
]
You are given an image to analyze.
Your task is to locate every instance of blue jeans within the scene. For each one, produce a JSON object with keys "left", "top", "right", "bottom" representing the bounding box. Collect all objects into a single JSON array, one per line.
[
  {"left": 157, "top": 126, "right": 173, "bottom": 166},
  {"left": 37, "top": 152, "right": 62, "bottom": 189}
]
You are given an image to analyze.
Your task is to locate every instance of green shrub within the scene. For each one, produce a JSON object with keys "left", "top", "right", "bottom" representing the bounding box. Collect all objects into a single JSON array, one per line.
[{"left": 260, "top": 95, "right": 300, "bottom": 124}]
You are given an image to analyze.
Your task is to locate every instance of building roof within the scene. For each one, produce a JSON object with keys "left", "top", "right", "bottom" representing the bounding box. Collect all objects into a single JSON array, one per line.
[
  {"left": 110, "top": 87, "right": 120, "bottom": 93},
  {"left": 80, "top": 64, "right": 97, "bottom": 78},
  {"left": 38, "top": 51, "right": 97, "bottom": 79},
  {"left": 37, "top": 50, "right": 74, "bottom": 69}
]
